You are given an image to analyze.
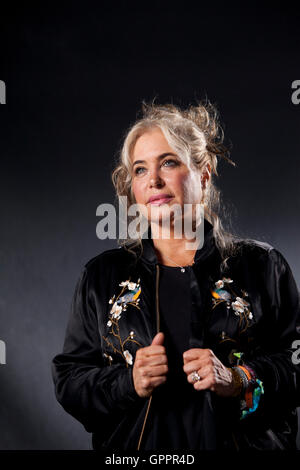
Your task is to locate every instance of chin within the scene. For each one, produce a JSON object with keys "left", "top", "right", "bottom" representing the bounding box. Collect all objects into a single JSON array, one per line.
[{"left": 148, "top": 204, "right": 182, "bottom": 228}]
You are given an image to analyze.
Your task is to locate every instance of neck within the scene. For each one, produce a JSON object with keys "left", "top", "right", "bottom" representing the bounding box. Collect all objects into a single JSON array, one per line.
[{"left": 151, "top": 224, "right": 197, "bottom": 266}]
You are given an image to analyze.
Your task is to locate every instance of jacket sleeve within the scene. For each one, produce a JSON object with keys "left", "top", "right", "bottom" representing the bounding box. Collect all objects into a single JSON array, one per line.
[
  {"left": 51, "top": 267, "right": 145, "bottom": 433},
  {"left": 245, "top": 248, "right": 300, "bottom": 414}
]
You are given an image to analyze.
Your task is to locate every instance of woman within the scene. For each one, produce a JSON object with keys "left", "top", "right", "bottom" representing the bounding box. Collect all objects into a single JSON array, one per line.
[{"left": 52, "top": 101, "right": 300, "bottom": 450}]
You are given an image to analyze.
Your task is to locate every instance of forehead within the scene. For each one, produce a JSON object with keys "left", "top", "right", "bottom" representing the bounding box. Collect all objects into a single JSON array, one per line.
[{"left": 132, "top": 128, "right": 173, "bottom": 161}]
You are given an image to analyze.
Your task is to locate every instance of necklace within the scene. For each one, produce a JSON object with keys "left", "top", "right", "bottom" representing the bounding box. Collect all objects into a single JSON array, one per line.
[{"left": 161, "top": 252, "right": 195, "bottom": 273}]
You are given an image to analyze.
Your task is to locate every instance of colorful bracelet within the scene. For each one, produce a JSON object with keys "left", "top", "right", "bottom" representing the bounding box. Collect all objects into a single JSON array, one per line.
[
  {"left": 232, "top": 366, "right": 249, "bottom": 392},
  {"left": 234, "top": 363, "right": 264, "bottom": 419},
  {"left": 236, "top": 365, "right": 254, "bottom": 408},
  {"left": 241, "top": 364, "right": 257, "bottom": 385},
  {"left": 241, "top": 379, "right": 264, "bottom": 420},
  {"left": 228, "top": 367, "right": 244, "bottom": 397},
  {"left": 228, "top": 362, "right": 264, "bottom": 420}
]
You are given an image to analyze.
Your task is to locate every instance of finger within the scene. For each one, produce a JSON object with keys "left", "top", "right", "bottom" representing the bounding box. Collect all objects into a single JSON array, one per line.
[
  {"left": 183, "top": 358, "right": 209, "bottom": 375},
  {"left": 151, "top": 332, "right": 165, "bottom": 346},
  {"left": 183, "top": 349, "right": 203, "bottom": 363},
  {"left": 149, "top": 376, "right": 167, "bottom": 389},
  {"left": 183, "top": 348, "right": 212, "bottom": 363},
  {"left": 186, "top": 364, "right": 212, "bottom": 384},
  {"left": 140, "top": 374, "right": 167, "bottom": 392},
  {"left": 140, "top": 364, "right": 168, "bottom": 378},
  {"left": 137, "top": 344, "right": 166, "bottom": 357},
  {"left": 186, "top": 370, "right": 201, "bottom": 384},
  {"left": 136, "top": 354, "right": 168, "bottom": 368},
  {"left": 193, "top": 375, "right": 215, "bottom": 392}
]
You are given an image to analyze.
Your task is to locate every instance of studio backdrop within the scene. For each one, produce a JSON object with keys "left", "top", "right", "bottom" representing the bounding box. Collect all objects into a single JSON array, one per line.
[{"left": 0, "top": 2, "right": 299, "bottom": 449}]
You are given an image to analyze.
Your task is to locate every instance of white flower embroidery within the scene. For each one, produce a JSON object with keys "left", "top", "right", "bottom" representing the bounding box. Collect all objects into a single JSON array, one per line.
[
  {"left": 235, "top": 296, "right": 250, "bottom": 307},
  {"left": 215, "top": 280, "right": 224, "bottom": 289},
  {"left": 231, "top": 297, "right": 252, "bottom": 318},
  {"left": 110, "top": 302, "right": 117, "bottom": 312},
  {"left": 103, "top": 278, "right": 142, "bottom": 368},
  {"left": 113, "top": 311, "right": 122, "bottom": 320},
  {"left": 212, "top": 276, "right": 254, "bottom": 339},
  {"left": 103, "top": 352, "right": 113, "bottom": 363},
  {"left": 127, "top": 282, "right": 137, "bottom": 291},
  {"left": 111, "top": 302, "right": 122, "bottom": 316},
  {"left": 231, "top": 300, "right": 244, "bottom": 315},
  {"left": 123, "top": 350, "right": 133, "bottom": 365}
]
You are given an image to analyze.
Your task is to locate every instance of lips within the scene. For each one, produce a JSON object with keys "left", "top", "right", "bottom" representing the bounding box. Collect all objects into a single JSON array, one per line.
[{"left": 147, "top": 194, "right": 174, "bottom": 205}]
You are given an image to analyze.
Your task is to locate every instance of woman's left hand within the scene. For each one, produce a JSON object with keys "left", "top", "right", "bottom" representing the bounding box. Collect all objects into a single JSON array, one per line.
[{"left": 183, "top": 348, "right": 236, "bottom": 397}]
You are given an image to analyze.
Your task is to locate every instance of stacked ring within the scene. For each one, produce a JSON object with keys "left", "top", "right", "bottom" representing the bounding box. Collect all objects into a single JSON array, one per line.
[{"left": 191, "top": 371, "right": 201, "bottom": 383}]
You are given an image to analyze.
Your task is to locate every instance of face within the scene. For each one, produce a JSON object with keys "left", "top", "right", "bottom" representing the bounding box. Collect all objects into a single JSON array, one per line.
[{"left": 130, "top": 127, "right": 204, "bottom": 228}]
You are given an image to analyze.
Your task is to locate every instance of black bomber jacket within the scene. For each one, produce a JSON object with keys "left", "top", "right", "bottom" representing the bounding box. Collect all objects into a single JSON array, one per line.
[{"left": 52, "top": 220, "right": 300, "bottom": 450}]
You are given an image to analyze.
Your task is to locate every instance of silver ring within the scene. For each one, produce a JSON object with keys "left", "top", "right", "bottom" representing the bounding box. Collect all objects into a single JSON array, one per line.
[{"left": 191, "top": 371, "right": 201, "bottom": 383}]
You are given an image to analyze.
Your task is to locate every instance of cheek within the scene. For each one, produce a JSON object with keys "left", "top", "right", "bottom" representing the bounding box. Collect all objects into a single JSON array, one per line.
[
  {"left": 164, "top": 171, "right": 182, "bottom": 186},
  {"left": 181, "top": 173, "right": 202, "bottom": 202},
  {"left": 131, "top": 180, "right": 144, "bottom": 203},
  {"left": 171, "top": 173, "right": 191, "bottom": 197}
]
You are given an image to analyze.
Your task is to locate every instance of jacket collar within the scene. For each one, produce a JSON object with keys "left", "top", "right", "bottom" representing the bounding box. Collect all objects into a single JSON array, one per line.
[{"left": 140, "top": 219, "right": 217, "bottom": 266}]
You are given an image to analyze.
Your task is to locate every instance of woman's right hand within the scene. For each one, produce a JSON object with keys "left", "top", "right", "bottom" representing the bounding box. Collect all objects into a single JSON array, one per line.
[{"left": 133, "top": 332, "right": 168, "bottom": 398}]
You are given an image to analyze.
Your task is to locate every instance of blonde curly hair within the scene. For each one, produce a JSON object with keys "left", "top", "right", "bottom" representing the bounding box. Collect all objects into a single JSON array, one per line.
[{"left": 112, "top": 99, "right": 238, "bottom": 266}]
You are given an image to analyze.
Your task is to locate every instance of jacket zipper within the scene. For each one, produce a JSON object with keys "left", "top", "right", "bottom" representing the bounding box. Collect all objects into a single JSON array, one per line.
[
  {"left": 231, "top": 431, "right": 240, "bottom": 450},
  {"left": 137, "top": 264, "right": 160, "bottom": 450},
  {"left": 265, "top": 429, "right": 285, "bottom": 450}
]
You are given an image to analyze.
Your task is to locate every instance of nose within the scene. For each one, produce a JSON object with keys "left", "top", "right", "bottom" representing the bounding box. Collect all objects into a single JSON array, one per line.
[
  {"left": 150, "top": 176, "right": 164, "bottom": 188},
  {"left": 149, "top": 168, "right": 164, "bottom": 188}
]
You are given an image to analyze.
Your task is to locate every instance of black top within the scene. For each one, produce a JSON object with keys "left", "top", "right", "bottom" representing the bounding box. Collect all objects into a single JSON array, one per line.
[
  {"left": 143, "top": 264, "right": 204, "bottom": 450},
  {"left": 52, "top": 220, "right": 300, "bottom": 450}
]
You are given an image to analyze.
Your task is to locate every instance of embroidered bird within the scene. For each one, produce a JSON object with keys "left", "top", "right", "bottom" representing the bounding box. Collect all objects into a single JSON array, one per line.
[
  {"left": 118, "top": 287, "right": 141, "bottom": 304},
  {"left": 211, "top": 288, "right": 231, "bottom": 302}
]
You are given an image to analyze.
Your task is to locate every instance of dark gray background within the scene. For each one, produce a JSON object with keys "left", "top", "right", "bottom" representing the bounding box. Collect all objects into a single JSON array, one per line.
[{"left": 0, "top": 1, "right": 299, "bottom": 449}]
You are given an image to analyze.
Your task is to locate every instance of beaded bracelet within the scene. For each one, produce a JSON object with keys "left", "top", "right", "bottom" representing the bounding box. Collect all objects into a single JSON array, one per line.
[
  {"left": 232, "top": 366, "right": 249, "bottom": 392},
  {"left": 235, "top": 363, "right": 264, "bottom": 419},
  {"left": 237, "top": 365, "right": 255, "bottom": 408},
  {"left": 228, "top": 367, "right": 244, "bottom": 397},
  {"left": 228, "top": 363, "right": 264, "bottom": 420},
  {"left": 241, "top": 364, "right": 257, "bottom": 384}
]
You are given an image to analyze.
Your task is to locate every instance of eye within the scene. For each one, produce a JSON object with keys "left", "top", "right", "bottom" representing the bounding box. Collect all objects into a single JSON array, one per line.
[
  {"left": 134, "top": 166, "right": 146, "bottom": 175},
  {"left": 133, "top": 159, "right": 179, "bottom": 176},
  {"left": 162, "top": 159, "right": 179, "bottom": 167}
]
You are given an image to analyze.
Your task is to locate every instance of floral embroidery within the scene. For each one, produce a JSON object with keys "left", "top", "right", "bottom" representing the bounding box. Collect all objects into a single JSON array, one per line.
[
  {"left": 103, "top": 352, "right": 113, "bottom": 365},
  {"left": 211, "top": 277, "right": 253, "bottom": 336},
  {"left": 123, "top": 350, "right": 133, "bottom": 365},
  {"left": 102, "top": 278, "right": 142, "bottom": 367}
]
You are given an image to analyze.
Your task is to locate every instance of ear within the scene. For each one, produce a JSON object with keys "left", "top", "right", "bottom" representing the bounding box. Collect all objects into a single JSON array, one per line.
[{"left": 201, "top": 163, "right": 211, "bottom": 190}]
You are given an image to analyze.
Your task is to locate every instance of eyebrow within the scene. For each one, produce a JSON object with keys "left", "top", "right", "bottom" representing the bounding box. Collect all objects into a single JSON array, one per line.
[{"left": 132, "top": 152, "right": 178, "bottom": 168}]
